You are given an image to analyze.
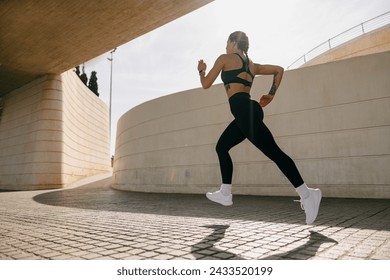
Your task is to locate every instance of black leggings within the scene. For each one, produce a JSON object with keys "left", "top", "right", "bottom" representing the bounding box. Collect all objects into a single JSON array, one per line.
[{"left": 216, "top": 92, "right": 304, "bottom": 188}]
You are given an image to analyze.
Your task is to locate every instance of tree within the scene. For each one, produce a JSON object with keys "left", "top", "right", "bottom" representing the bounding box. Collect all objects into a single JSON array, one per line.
[
  {"left": 79, "top": 64, "right": 88, "bottom": 85},
  {"left": 88, "top": 71, "right": 99, "bottom": 96},
  {"left": 75, "top": 65, "right": 81, "bottom": 76}
]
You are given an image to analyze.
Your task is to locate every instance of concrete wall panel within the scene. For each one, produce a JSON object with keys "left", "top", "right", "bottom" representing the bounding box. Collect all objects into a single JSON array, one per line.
[
  {"left": 0, "top": 75, "right": 63, "bottom": 189},
  {"left": 0, "top": 71, "right": 111, "bottom": 190}
]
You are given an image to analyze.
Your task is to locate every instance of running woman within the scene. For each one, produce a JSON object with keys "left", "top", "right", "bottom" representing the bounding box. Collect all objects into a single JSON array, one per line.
[{"left": 197, "top": 31, "right": 321, "bottom": 224}]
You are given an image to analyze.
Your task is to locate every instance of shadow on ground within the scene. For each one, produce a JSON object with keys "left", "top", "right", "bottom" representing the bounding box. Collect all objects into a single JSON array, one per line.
[
  {"left": 260, "top": 231, "right": 338, "bottom": 260},
  {"left": 191, "top": 225, "right": 338, "bottom": 260},
  {"left": 191, "top": 225, "right": 245, "bottom": 260},
  {"left": 33, "top": 177, "right": 390, "bottom": 231}
]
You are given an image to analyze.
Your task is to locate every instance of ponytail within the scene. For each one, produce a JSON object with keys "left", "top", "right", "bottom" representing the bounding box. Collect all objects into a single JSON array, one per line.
[
  {"left": 244, "top": 50, "right": 250, "bottom": 72},
  {"left": 229, "top": 31, "right": 250, "bottom": 71}
]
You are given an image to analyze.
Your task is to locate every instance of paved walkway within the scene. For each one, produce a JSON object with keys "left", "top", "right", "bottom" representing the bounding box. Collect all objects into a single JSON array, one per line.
[{"left": 0, "top": 174, "right": 389, "bottom": 260}]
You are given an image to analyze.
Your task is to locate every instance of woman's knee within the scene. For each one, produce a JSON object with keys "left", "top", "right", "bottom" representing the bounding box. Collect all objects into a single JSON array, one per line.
[
  {"left": 215, "top": 142, "right": 225, "bottom": 155},
  {"left": 216, "top": 140, "right": 230, "bottom": 156}
]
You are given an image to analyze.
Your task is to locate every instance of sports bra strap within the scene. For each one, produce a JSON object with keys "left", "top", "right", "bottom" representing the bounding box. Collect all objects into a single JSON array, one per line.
[{"left": 221, "top": 53, "right": 254, "bottom": 86}]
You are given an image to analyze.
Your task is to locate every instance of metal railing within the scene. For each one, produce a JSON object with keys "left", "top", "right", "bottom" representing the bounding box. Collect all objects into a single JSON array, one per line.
[{"left": 287, "top": 11, "right": 390, "bottom": 70}]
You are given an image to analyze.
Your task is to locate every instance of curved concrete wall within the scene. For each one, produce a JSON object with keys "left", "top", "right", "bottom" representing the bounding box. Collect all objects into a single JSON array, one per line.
[
  {"left": 113, "top": 52, "right": 390, "bottom": 198},
  {"left": 0, "top": 70, "right": 111, "bottom": 190},
  {"left": 61, "top": 71, "right": 111, "bottom": 184}
]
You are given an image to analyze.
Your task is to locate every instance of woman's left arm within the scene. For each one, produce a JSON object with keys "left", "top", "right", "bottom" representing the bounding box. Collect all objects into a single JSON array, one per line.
[{"left": 198, "top": 55, "right": 225, "bottom": 89}]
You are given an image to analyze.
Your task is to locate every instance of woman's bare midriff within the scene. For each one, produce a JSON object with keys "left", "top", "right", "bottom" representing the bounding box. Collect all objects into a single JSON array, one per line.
[{"left": 225, "top": 83, "right": 251, "bottom": 98}]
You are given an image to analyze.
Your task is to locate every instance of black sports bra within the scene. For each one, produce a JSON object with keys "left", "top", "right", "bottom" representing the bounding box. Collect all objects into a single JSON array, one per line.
[{"left": 221, "top": 53, "right": 254, "bottom": 87}]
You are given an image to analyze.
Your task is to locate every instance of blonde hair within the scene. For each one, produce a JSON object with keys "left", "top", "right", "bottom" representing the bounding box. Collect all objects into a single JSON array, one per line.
[{"left": 228, "top": 31, "right": 250, "bottom": 69}]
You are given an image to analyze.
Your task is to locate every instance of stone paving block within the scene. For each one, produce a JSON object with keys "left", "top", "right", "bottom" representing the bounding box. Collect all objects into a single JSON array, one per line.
[
  {"left": 123, "top": 255, "right": 145, "bottom": 260},
  {"left": 168, "top": 244, "right": 187, "bottom": 250},
  {"left": 142, "top": 244, "right": 159, "bottom": 251},
  {"left": 138, "top": 251, "right": 159, "bottom": 259},
  {"left": 152, "top": 254, "right": 175, "bottom": 260},
  {"left": 198, "top": 255, "right": 221, "bottom": 260},
  {"left": 131, "top": 243, "right": 148, "bottom": 249},
  {"left": 195, "top": 249, "right": 217, "bottom": 256},
  {"left": 251, "top": 247, "right": 271, "bottom": 255},
  {"left": 70, "top": 250, "right": 90, "bottom": 257},
  {"left": 23, "top": 255, "right": 45, "bottom": 260},
  {"left": 192, "top": 243, "right": 212, "bottom": 250},
  {"left": 103, "top": 243, "right": 123, "bottom": 250},
  {"left": 96, "top": 241, "right": 114, "bottom": 247},
  {"left": 94, "top": 256, "right": 115, "bottom": 260},
  {"left": 38, "top": 251, "right": 63, "bottom": 259},
  {"left": 113, "top": 246, "right": 131, "bottom": 253},
  {"left": 241, "top": 251, "right": 263, "bottom": 259},
  {"left": 51, "top": 254, "right": 77, "bottom": 260},
  {"left": 98, "top": 249, "right": 120, "bottom": 256},
  {"left": 82, "top": 253, "right": 104, "bottom": 260},
  {"left": 155, "top": 248, "right": 174, "bottom": 255},
  {"left": 213, "top": 252, "right": 237, "bottom": 259},
  {"left": 168, "top": 249, "right": 191, "bottom": 257}
]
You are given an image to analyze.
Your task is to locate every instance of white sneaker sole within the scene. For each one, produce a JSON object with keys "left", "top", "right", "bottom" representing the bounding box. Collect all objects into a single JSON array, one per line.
[
  {"left": 206, "top": 193, "right": 233, "bottom": 206},
  {"left": 307, "top": 189, "right": 322, "bottom": 225}
]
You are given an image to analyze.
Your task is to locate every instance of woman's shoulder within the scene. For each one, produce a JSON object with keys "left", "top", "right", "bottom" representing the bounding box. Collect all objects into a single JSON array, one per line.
[
  {"left": 217, "top": 53, "right": 229, "bottom": 60},
  {"left": 216, "top": 53, "right": 238, "bottom": 63},
  {"left": 214, "top": 54, "right": 230, "bottom": 67},
  {"left": 215, "top": 54, "right": 242, "bottom": 70}
]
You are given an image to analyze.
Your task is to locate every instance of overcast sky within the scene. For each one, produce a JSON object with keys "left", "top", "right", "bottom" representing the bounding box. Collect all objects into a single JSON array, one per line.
[{"left": 84, "top": 0, "right": 390, "bottom": 154}]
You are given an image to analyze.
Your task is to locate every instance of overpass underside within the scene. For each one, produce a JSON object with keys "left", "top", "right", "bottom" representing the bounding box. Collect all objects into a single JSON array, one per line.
[{"left": 0, "top": 0, "right": 213, "bottom": 96}]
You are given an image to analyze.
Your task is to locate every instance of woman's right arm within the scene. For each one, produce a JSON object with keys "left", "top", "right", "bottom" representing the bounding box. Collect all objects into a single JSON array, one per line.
[
  {"left": 198, "top": 55, "right": 225, "bottom": 89},
  {"left": 254, "top": 63, "right": 284, "bottom": 107},
  {"left": 254, "top": 63, "right": 284, "bottom": 95}
]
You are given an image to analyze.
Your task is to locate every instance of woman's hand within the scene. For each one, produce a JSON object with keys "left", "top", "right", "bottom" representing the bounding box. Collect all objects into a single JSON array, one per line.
[
  {"left": 198, "top": 59, "right": 207, "bottom": 73},
  {"left": 259, "top": 94, "right": 274, "bottom": 107}
]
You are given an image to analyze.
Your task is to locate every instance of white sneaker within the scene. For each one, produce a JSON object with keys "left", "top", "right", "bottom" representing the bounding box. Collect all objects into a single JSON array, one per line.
[
  {"left": 206, "top": 190, "right": 233, "bottom": 206},
  {"left": 298, "top": 188, "right": 322, "bottom": 225}
]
